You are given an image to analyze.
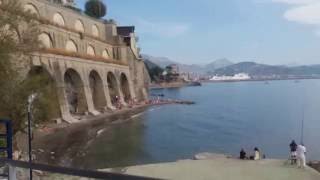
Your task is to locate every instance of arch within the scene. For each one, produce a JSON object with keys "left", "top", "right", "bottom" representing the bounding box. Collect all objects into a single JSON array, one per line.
[
  {"left": 24, "top": 3, "right": 40, "bottom": 17},
  {"left": 27, "top": 66, "right": 61, "bottom": 119},
  {"left": 65, "top": 40, "right": 77, "bottom": 52},
  {"left": 53, "top": 13, "right": 65, "bottom": 26},
  {"left": 64, "top": 69, "right": 88, "bottom": 115},
  {"left": 87, "top": 45, "right": 95, "bottom": 56},
  {"left": 107, "top": 72, "right": 120, "bottom": 106},
  {"left": 92, "top": 24, "right": 99, "bottom": 37},
  {"left": 120, "top": 73, "right": 132, "bottom": 103},
  {"left": 102, "top": 49, "right": 110, "bottom": 59},
  {"left": 74, "top": 19, "right": 85, "bottom": 33},
  {"left": 38, "top": 32, "right": 53, "bottom": 48},
  {"left": 89, "top": 70, "right": 106, "bottom": 111}
]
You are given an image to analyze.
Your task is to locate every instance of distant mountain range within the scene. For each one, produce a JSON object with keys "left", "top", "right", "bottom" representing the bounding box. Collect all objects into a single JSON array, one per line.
[
  {"left": 142, "top": 54, "right": 320, "bottom": 78},
  {"left": 214, "top": 62, "right": 320, "bottom": 78},
  {"left": 142, "top": 54, "right": 233, "bottom": 74}
]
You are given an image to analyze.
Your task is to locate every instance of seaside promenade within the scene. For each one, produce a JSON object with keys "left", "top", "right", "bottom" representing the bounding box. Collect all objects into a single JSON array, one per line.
[{"left": 105, "top": 153, "right": 320, "bottom": 180}]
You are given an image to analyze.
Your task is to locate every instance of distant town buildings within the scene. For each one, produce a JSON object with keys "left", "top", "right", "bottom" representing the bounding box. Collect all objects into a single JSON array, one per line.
[{"left": 210, "top": 73, "right": 251, "bottom": 81}]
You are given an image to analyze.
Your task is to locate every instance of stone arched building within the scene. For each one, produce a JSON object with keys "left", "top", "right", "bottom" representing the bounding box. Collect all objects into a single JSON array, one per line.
[{"left": 18, "top": 0, "right": 150, "bottom": 123}]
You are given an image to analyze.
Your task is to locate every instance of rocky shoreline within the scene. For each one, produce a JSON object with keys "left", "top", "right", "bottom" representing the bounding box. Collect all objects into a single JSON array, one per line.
[
  {"left": 15, "top": 105, "right": 149, "bottom": 164},
  {"left": 14, "top": 98, "right": 195, "bottom": 168},
  {"left": 149, "top": 82, "right": 189, "bottom": 89},
  {"left": 309, "top": 161, "right": 320, "bottom": 173}
]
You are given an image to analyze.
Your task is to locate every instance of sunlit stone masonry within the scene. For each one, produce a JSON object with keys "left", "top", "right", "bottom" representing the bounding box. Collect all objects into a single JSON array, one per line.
[{"left": 18, "top": 0, "right": 150, "bottom": 122}]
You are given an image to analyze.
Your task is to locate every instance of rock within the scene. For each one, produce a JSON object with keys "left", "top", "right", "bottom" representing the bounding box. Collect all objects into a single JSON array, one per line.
[
  {"left": 33, "top": 170, "right": 44, "bottom": 176},
  {"left": 53, "top": 118, "right": 62, "bottom": 124},
  {"left": 194, "top": 152, "right": 227, "bottom": 160},
  {"left": 38, "top": 149, "right": 45, "bottom": 153},
  {"left": 13, "top": 150, "right": 21, "bottom": 160},
  {"left": 96, "top": 129, "right": 105, "bottom": 137}
]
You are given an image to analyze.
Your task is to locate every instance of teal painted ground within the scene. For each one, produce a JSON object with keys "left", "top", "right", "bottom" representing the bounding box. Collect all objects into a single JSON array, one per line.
[{"left": 72, "top": 79, "right": 320, "bottom": 169}]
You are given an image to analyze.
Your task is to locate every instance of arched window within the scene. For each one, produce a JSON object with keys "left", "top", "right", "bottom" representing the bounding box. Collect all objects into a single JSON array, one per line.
[
  {"left": 53, "top": 13, "right": 65, "bottom": 26},
  {"left": 65, "top": 40, "right": 77, "bottom": 52},
  {"left": 87, "top": 45, "right": 95, "bottom": 56},
  {"left": 38, "top": 33, "right": 53, "bottom": 48},
  {"left": 75, "top": 19, "right": 85, "bottom": 33},
  {"left": 92, "top": 24, "right": 99, "bottom": 37},
  {"left": 24, "top": 3, "right": 39, "bottom": 17},
  {"left": 102, "top": 49, "right": 109, "bottom": 59}
]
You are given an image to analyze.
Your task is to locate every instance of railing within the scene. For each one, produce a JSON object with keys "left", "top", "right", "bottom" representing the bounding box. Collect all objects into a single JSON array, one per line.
[
  {"left": 0, "top": 119, "right": 12, "bottom": 160},
  {"left": 0, "top": 159, "right": 164, "bottom": 180}
]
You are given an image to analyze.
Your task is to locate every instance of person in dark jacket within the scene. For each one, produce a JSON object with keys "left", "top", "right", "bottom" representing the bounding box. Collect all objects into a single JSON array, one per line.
[
  {"left": 290, "top": 140, "right": 298, "bottom": 164},
  {"left": 240, "top": 149, "right": 247, "bottom": 160}
]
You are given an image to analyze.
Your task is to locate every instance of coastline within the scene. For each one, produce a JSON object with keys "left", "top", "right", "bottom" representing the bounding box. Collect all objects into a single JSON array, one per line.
[
  {"left": 149, "top": 82, "right": 189, "bottom": 89},
  {"left": 13, "top": 80, "right": 320, "bottom": 178},
  {"left": 202, "top": 77, "right": 320, "bottom": 84},
  {"left": 149, "top": 78, "right": 320, "bottom": 90},
  {"left": 14, "top": 99, "right": 195, "bottom": 167},
  {"left": 19, "top": 105, "right": 150, "bottom": 167}
]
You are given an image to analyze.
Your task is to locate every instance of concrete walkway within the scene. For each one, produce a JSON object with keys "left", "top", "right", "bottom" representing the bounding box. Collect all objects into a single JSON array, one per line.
[{"left": 111, "top": 155, "right": 320, "bottom": 180}]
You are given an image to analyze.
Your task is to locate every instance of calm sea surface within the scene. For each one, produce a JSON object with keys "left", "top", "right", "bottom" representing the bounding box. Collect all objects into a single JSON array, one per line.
[{"left": 71, "top": 79, "right": 320, "bottom": 169}]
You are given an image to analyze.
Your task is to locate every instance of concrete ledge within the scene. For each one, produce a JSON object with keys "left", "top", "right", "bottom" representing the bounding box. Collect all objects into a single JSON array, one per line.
[{"left": 104, "top": 154, "right": 320, "bottom": 180}]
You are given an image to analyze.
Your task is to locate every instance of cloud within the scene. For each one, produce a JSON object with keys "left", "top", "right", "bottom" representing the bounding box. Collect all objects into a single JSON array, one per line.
[
  {"left": 134, "top": 18, "right": 191, "bottom": 38},
  {"left": 273, "top": 0, "right": 320, "bottom": 36},
  {"left": 283, "top": 2, "right": 320, "bottom": 25},
  {"left": 272, "top": 0, "right": 318, "bottom": 5}
]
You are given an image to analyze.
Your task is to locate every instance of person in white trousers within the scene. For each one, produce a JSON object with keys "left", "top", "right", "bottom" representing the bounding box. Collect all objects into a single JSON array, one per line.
[{"left": 296, "top": 144, "right": 307, "bottom": 168}]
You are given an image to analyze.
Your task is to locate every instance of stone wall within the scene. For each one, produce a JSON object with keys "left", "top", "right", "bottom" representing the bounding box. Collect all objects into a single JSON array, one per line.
[{"left": 15, "top": 0, "right": 150, "bottom": 123}]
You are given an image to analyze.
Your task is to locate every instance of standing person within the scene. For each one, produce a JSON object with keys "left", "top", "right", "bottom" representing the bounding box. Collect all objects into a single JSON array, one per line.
[
  {"left": 115, "top": 96, "right": 120, "bottom": 109},
  {"left": 254, "top": 147, "right": 261, "bottom": 160},
  {"left": 297, "top": 143, "right": 307, "bottom": 168},
  {"left": 289, "top": 140, "right": 298, "bottom": 165}
]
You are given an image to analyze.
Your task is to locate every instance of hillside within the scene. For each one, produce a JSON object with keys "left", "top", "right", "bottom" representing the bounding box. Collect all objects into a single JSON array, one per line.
[
  {"left": 142, "top": 54, "right": 233, "bottom": 74},
  {"left": 143, "top": 59, "right": 164, "bottom": 82},
  {"left": 142, "top": 54, "right": 320, "bottom": 79},
  {"left": 213, "top": 62, "right": 320, "bottom": 78}
]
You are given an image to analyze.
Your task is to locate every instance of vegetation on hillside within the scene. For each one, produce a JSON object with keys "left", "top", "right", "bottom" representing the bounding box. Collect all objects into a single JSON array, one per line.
[
  {"left": 85, "top": 0, "right": 107, "bottom": 19},
  {"left": 0, "top": 0, "right": 60, "bottom": 133},
  {"left": 144, "top": 60, "right": 164, "bottom": 82},
  {"left": 144, "top": 59, "right": 183, "bottom": 83}
]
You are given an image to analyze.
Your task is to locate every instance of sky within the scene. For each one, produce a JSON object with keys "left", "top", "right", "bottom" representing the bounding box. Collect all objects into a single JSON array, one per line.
[{"left": 76, "top": 0, "right": 320, "bottom": 65}]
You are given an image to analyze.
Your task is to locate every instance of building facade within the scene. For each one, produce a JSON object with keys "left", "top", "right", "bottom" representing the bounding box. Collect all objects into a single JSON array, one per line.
[{"left": 18, "top": 0, "right": 150, "bottom": 122}]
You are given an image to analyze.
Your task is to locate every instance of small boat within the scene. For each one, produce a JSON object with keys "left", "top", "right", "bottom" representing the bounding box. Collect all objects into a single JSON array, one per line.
[
  {"left": 294, "top": 80, "right": 300, "bottom": 83},
  {"left": 264, "top": 81, "right": 269, "bottom": 84},
  {"left": 187, "top": 81, "right": 202, "bottom": 86}
]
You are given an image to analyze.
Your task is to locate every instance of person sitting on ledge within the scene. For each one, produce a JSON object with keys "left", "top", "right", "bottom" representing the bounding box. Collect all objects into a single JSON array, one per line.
[{"left": 240, "top": 148, "right": 247, "bottom": 160}]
